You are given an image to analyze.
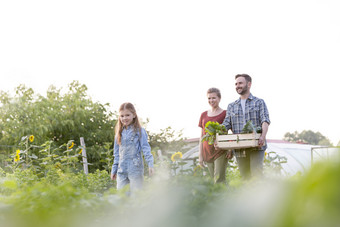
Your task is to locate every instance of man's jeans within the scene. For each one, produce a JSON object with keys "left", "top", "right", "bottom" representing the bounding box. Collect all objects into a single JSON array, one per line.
[{"left": 235, "top": 148, "right": 265, "bottom": 179}]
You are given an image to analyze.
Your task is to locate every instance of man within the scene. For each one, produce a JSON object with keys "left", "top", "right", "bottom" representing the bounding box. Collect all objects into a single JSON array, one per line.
[{"left": 222, "top": 74, "right": 270, "bottom": 179}]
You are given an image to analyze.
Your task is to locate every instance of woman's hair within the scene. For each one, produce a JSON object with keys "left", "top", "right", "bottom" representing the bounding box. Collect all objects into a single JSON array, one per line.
[
  {"left": 115, "top": 102, "right": 142, "bottom": 145},
  {"left": 207, "top": 87, "right": 221, "bottom": 99}
]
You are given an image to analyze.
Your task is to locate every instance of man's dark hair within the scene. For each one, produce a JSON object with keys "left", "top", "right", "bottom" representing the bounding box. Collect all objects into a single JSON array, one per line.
[{"left": 235, "top": 74, "right": 252, "bottom": 83}]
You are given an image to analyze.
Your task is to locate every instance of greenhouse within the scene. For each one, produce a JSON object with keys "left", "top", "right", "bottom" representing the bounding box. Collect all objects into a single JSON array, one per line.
[{"left": 182, "top": 139, "right": 338, "bottom": 176}]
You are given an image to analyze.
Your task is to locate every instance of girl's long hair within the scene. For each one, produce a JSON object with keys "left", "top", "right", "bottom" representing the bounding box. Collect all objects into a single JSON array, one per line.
[{"left": 115, "top": 102, "right": 142, "bottom": 145}]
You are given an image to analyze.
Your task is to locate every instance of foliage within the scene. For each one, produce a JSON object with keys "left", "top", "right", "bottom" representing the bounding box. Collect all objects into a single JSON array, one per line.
[
  {"left": 283, "top": 130, "right": 333, "bottom": 146},
  {"left": 264, "top": 151, "right": 288, "bottom": 175},
  {"left": 147, "top": 124, "right": 187, "bottom": 155},
  {"left": 201, "top": 121, "right": 228, "bottom": 145},
  {"left": 5, "top": 136, "right": 85, "bottom": 177},
  {"left": 241, "top": 120, "right": 262, "bottom": 134},
  {"left": 2, "top": 181, "right": 105, "bottom": 227},
  {"left": 274, "top": 161, "right": 340, "bottom": 227},
  {"left": 0, "top": 81, "right": 116, "bottom": 171},
  {"left": 1, "top": 139, "right": 322, "bottom": 227},
  {"left": 0, "top": 164, "right": 114, "bottom": 227},
  {"left": 98, "top": 142, "right": 114, "bottom": 173}
]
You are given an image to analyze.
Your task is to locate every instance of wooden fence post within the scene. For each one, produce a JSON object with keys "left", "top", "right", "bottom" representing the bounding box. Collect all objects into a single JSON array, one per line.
[
  {"left": 80, "top": 137, "right": 89, "bottom": 175},
  {"left": 157, "top": 149, "right": 163, "bottom": 161}
]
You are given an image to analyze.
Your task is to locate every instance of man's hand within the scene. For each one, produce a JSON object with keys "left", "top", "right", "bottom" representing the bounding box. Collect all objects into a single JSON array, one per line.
[
  {"left": 258, "top": 135, "right": 265, "bottom": 147},
  {"left": 258, "top": 122, "right": 269, "bottom": 147},
  {"left": 110, "top": 173, "right": 116, "bottom": 180}
]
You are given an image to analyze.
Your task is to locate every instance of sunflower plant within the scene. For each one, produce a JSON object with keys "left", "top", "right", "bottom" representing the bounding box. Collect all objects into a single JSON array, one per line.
[
  {"left": 171, "top": 152, "right": 183, "bottom": 162},
  {"left": 170, "top": 152, "right": 185, "bottom": 175},
  {"left": 14, "top": 150, "right": 21, "bottom": 163},
  {"left": 61, "top": 140, "right": 82, "bottom": 171}
]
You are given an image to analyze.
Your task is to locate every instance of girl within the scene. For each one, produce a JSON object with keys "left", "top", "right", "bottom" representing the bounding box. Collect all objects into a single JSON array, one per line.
[
  {"left": 198, "top": 88, "right": 232, "bottom": 183},
  {"left": 111, "top": 102, "right": 154, "bottom": 191}
]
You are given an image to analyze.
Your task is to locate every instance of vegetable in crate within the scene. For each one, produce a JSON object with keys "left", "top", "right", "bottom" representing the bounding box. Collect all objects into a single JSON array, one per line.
[
  {"left": 241, "top": 120, "right": 262, "bottom": 134},
  {"left": 201, "top": 121, "right": 228, "bottom": 145}
]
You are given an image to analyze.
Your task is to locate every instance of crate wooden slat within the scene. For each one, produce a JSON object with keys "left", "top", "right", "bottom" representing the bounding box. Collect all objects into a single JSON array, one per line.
[{"left": 216, "top": 132, "right": 263, "bottom": 149}]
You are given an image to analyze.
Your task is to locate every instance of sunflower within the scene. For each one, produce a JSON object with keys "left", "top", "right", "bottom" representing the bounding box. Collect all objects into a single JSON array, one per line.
[
  {"left": 14, "top": 155, "right": 20, "bottom": 162},
  {"left": 78, "top": 149, "right": 83, "bottom": 155},
  {"left": 14, "top": 150, "right": 20, "bottom": 162},
  {"left": 29, "top": 135, "right": 34, "bottom": 142},
  {"left": 171, "top": 152, "right": 183, "bottom": 162},
  {"left": 68, "top": 141, "right": 74, "bottom": 149}
]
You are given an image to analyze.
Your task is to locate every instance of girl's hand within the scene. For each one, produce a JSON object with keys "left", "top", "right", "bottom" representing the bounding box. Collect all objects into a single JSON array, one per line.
[
  {"left": 111, "top": 173, "right": 116, "bottom": 180},
  {"left": 149, "top": 167, "right": 154, "bottom": 177}
]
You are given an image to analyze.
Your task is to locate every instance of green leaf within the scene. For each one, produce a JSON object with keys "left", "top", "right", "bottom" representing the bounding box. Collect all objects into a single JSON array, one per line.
[{"left": 202, "top": 121, "right": 227, "bottom": 145}]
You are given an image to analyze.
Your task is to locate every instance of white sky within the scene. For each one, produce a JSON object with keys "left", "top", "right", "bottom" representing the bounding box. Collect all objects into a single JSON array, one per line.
[{"left": 1, "top": 0, "right": 340, "bottom": 145}]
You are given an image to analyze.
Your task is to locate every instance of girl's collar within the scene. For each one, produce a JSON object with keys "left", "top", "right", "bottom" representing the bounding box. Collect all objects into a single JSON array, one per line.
[{"left": 123, "top": 125, "right": 134, "bottom": 130}]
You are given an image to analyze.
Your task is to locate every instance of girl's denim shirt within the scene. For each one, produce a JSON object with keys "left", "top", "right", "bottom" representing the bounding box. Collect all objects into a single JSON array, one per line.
[{"left": 111, "top": 126, "right": 154, "bottom": 175}]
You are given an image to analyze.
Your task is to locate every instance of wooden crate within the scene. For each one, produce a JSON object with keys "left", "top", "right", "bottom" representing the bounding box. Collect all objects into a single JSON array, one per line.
[{"left": 216, "top": 132, "right": 263, "bottom": 149}]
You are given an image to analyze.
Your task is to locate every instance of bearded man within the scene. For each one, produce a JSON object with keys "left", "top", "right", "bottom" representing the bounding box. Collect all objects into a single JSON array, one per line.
[{"left": 222, "top": 74, "right": 270, "bottom": 179}]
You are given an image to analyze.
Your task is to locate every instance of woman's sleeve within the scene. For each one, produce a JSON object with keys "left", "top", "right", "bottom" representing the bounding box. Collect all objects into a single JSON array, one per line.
[
  {"left": 140, "top": 128, "right": 154, "bottom": 168},
  {"left": 111, "top": 138, "right": 119, "bottom": 174}
]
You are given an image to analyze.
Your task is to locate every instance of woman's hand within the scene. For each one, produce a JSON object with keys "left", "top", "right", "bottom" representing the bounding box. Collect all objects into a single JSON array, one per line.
[
  {"left": 214, "top": 140, "right": 221, "bottom": 151},
  {"left": 110, "top": 173, "right": 116, "bottom": 180},
  {"left": 226, "top": 150, "right": 233, "bottom": 159},
  {"left": 198, "top": 156, "right": 205, "bottom": 167}
]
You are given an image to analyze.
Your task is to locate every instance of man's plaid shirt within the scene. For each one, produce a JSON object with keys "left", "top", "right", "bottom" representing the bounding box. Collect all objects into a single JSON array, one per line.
[{"left": 222, "top": 93, "right": 270, "bottom": 134}]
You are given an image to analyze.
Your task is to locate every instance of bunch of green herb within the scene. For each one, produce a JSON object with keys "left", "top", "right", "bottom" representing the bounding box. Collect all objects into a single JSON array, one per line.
[
  {"left": 241, "top": 120, "right": 262, "bottom": 134},
  {"left": 201, "top": 121, "right": 228, "bottom": 145}
]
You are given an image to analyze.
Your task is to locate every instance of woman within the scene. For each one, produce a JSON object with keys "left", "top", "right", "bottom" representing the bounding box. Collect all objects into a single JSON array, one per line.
[{"left": 198, "top": 87, "right": 231, "bottom": 183}]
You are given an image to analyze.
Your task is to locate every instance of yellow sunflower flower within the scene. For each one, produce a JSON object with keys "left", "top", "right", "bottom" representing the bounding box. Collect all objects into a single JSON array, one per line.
[
  {"left": 171, "top": 152, "right": 183, "bottom": 162},
  {"left": 68, "top": 141, "right": 74, "bottom": 149},
  {"left": 29, "top": 135, "right": 34, "bottom": 142},
  {"left": 14, "top": 151, "right": 20, "bottom": 162},
  {"left": 78, "top": 149, "right": 83, "bottom": 155}
]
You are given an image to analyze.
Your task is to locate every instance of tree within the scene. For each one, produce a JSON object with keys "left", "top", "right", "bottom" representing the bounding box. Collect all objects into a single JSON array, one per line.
[
  {"left": 0, "top": 81, "right": 116, "bottom": 171},
  {"left": 147, "top": 125, "right": 187, "bottom": 155},
  {"left": 283, "top": 130, "right": 333, "bottom": 146},
  {"left": 0, "top": 81, "right": 189, "bottom": 171}
]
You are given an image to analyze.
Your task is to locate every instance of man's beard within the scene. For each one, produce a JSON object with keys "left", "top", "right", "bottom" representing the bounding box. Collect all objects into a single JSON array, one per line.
[{"left": 236, "top": 86, "right": 249, "bottom": 95}]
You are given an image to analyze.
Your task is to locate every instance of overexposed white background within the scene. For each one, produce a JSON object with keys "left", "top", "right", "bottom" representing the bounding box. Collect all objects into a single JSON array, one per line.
[{"left": 1, "top": 0, "right": 339, "bottom": 144}]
